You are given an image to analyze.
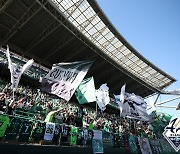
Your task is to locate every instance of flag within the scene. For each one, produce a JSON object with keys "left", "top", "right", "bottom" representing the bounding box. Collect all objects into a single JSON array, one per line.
[
  {"left": 120, "top": 84, "right": 126, "bottom": 104},
  {"left": 125, "top": 93, "right": 149, "bottom": 121},
  {"left": 6, "top": 45, "right": 15, "bottom": 88},
  {"left": 41, "top": 61, "right": 93, "bottom": 101},
  {"left": 176, "top": 103, "right": 180, "bottom": 110},
  {"left": 6, "top": 45, "right": 13, "bottom": 74},
  {"left": 21, "top": 59, "right": 34, "bottom": 74},
  {"left": 75, "top": 77, "right": 96, "bottom": 104},
  {"left": 120, "top": 84, "right": 126, "bottom": 116},
  {"left": 114, "top": 84, "right": 128, "bottom": 117},
  {"left": 96, "top": 83, "right": 110, "bottom": 111},
  {"left": 6, "top": 45, "right": 34, "bottom": 91},
  {"left": 114, "top": 94, "right": 129, "bottom": 117}
]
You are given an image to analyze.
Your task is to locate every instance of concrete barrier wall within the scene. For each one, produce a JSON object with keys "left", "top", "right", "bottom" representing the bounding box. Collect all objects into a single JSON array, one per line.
[{"left": 0, "top": 144, "right": 129, "bottom": 154}]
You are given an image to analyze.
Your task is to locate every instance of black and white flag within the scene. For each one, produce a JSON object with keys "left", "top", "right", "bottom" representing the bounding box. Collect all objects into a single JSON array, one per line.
[
  {"left": 124, "top": 93, "right": 150, "bottom": 121},
  {"left": 6, "top": 45, "right": 34, "bottom": 91},
  {"left": 41, "top": 61, "right": 93, "bottom": 101}
]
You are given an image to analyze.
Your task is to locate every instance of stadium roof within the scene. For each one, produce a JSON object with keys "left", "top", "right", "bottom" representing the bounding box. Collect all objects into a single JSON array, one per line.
[{"left": 0, "top": 0, "right": 176, "bottom": 97}]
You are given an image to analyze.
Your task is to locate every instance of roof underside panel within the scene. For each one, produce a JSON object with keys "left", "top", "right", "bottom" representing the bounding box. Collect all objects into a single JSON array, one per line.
[{"left": 0, "top": 0, "right": 176, "bottom": 98}]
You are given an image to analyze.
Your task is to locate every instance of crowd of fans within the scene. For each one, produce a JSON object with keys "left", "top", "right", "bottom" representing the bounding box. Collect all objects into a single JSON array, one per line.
[{"left": 0, "top": 76, "right": 155, "bottom": 140}]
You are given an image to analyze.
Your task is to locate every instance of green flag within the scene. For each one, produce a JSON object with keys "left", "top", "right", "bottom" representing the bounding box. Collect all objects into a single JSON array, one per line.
[{"left": 75, "top": 77, "right": 96, "bottom": 104}]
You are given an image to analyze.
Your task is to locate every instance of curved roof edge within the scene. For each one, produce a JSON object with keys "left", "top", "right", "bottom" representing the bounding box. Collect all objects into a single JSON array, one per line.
[
  {"left": 49, "top": 0, "right": 176, "bottom": 91},
  {"left": 88, "top": 0, "right": 176, "bottom": 83}
]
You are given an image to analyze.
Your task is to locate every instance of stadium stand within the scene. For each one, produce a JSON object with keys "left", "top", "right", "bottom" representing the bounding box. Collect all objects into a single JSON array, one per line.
[{"left": 0, "top": 0, "right": 177, "bottom": 153}]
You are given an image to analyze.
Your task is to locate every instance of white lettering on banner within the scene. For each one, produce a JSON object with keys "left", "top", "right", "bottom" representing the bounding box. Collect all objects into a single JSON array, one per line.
[{"left": 44, "top": 122, "right": 55, "bottom": 141}]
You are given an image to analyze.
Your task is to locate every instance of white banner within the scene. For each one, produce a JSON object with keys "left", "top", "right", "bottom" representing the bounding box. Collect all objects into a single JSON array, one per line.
[
  {"left": 96, "top": 83, "right": 110, "bottom": 111},
  {"left": 41, "top": 61, "right": 93, "bottom": 101},
  {"left": 93, "top": 130, "right": 102, "bottom": 140},
  {"left": 44, "top": 122, "right": 55, "bottom": 141},
  {"left": 114, "top": 93, "right": 149, "bottom": 121},
  {"left": 114, "top": 94, "right": 129, "bottom": 117}
]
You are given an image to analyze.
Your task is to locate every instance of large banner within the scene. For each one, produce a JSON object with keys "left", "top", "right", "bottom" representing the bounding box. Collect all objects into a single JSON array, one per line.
[
  {"left": 102, "top": 131, "right": 114, "bottom": 147},
  {"left": 128, "top": 134, "right": 138, "bottom": 153},
  {"left": 41, "top": 61, "right": 93, "bottom": 101},
  {"left": 75, "top": 77, "right": 96, "bottom": 104},
  {"left": 138, "top": 137, "right": 152, "bottom": 154},
  {"left": 149, "top": 139, "right": 163, "bottom": 154},
  {"left": 92, "top": 130, "right": 104, "bottom": 154},
  {"left": 123, "top": 93, "right": 149, "bottom": 121},
  {"left": 44, "top": 122, "right": 55, "bottom": 141}
]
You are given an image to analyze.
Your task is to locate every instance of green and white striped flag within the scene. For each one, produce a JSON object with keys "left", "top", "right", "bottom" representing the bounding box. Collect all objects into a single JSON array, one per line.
[{"left": 75, "top": 77, "right": 96, "bottom": 104}]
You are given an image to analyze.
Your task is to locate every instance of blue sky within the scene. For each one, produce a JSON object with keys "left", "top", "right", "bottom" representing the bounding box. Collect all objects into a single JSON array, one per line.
[{"left": 96, "top": 0, "right": 180, "bottom": 117}]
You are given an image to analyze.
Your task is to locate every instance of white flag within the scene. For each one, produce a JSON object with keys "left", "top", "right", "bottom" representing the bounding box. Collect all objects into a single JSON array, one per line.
[
  {"left": 6, "top": 45, "right": 34, "bottom": 91},
  {"left": 120, "top": 84, "right": 126, "bottom": 116},
  {"left": 114, "top": 94, "right": 128, "bottom": 117},
  {"left": 96, "top": 83, "right": 110, "bottom": 111},
  {"left": 6, "top": 45, "right": 13, "bottom": 84},
  {"left": 120, "top": 84, "right": 126, "bottom": 104},
  {"left": 6, "top": 46, "right": 12, "bottom": 72},
  {"left": 21, "top": 59, "right": 34, "bottom": 74}
]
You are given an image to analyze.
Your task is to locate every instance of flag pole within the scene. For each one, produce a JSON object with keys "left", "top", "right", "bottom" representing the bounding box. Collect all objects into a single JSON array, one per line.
[
  {"left": 96, "top": 101, "right": 98, "bottom": 118},
  {"left": 9, "top": 90, "right": 15, "bottom": 106},
  {"left": 12, "top": 90, "right": 14, "bottom": 101}
]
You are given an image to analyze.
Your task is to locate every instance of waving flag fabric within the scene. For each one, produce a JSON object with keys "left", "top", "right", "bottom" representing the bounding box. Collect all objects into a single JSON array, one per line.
[
  {"left": 96, "top": 83, "right": 110, "bottom": 111},
  {"left": 6, "top": 45, "right": 34, "bottom": 91},
  {"left": 41, "top": 61, "right": 93, "bottom": 101},
  {"left": 75, "top": 77, "right": 96, "bottom": 104}
]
